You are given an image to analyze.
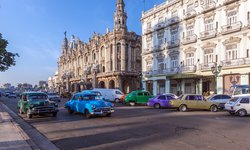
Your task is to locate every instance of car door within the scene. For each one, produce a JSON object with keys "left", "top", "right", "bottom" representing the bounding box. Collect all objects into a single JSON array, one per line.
[
  {"left": 70, "top": 95, "right": 79, "bottom": 112},
  {"left": 185, "top": 95, "right": 196, "bottom": 109},
  {"left": 143, "top": 92, "right": 152, "bottom": 103},
  {"left": 210, "top": 95, "right": 221, "bottom": 103},
  {"left": 157, "top": 95, "right": 166, "bottom": 106},
  {"left": 239, "top": 98, "right": 250, "bottom": 113},
  {"left": 136, "top": 92, "right": 144, "bottom": 103},
  {"left": 77, "top": 95, "right": 87, "bottom": 114},
  {"left": 220, "top": 95, "right": 231, "bottom": 104},
  {"left": 195, "top": 95, "right": 207, "bottom": 109}
]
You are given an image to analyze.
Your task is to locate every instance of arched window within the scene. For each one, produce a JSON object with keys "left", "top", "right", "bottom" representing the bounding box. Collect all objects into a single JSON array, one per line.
[{"left": 102, "top": 66, "right": 105, "bottom": 72}]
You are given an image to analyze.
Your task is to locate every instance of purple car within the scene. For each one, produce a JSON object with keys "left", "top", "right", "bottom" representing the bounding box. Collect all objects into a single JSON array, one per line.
[{"left": 147, "top": 94, "right": 178, "bottom": 109}]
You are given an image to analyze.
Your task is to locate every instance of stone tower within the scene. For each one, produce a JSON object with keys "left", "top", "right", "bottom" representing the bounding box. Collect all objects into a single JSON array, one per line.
[
  {"left": 62, "top": 32, "right": 68, "bottom": 54},
  {"left": 114, "top": 0, "right": 127, "bottom": 31}
]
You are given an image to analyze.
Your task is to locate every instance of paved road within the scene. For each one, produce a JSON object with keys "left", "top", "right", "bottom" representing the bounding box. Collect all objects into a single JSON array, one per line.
[{"left": 1, "top": 97, "right": 250, "bottom": 150}]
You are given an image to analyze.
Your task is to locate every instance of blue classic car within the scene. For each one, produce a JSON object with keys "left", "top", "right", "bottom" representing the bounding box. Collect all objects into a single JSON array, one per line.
[{"left": 65, "top": 92, "right": 114, "bottom": 118}]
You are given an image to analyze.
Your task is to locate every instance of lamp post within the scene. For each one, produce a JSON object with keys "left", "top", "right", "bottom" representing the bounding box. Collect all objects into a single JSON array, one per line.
[{"left": 211, "top": 63, "right": 222, "bottom": 94}]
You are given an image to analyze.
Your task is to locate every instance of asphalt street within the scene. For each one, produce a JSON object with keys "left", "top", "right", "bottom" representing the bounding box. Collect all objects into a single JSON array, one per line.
[{"left": 1, "top": 97, "right": 250, "bottom": 150}]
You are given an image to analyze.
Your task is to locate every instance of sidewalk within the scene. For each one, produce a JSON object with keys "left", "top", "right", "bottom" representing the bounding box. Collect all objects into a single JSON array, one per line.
[{"left": 0, "top": 102, "right": 33, "bottom": 150}]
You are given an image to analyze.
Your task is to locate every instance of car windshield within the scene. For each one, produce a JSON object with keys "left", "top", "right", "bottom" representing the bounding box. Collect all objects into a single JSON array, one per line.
[
  {"left": 91, "top": 91, "right": 102, "bottom": 96},
  {"left": 47, "top": 93, "right": 57, "bottom": 96},
  {"left": 28, "top": 94, "right": 47, "bottom": 100},
  {"left": 178, "top": 95, "right": 184, "bottom": 100},
  {"left": 83, "top": 95, "right": 97, "bottom": 100},
  {"left": 230, "top": 97, "right": 239, "bottom": 102},
  {"left": 233, "top": 86, "right": 250, "bottom": 95}
]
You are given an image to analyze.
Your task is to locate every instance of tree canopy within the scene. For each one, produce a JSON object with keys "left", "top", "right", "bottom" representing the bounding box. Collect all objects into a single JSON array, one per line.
[{"left": 0, "top": 33, "right": 19, "bottom": 71}]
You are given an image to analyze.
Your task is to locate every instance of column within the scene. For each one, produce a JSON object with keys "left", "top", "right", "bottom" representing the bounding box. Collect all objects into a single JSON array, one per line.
[
  {"left": 217, "top": 76, "right": 223, "bottom": 94},
  {"left": 165, "top": 79, "right": 170, "bottom": 94},
  {"left": 128, "top": 44, "right": 132, "bottom": 71},
  {"left": 113, "top": 42, "right": 116, "bottom": 71},
  {"left": 121, "top": 40, "right": 126, "bottom": 71},
  {"left": 153, "top": 80, "right": 157, "bottom": 96},
  {"left": 142, "top": 81, "right": 146, "bottom": 91}
]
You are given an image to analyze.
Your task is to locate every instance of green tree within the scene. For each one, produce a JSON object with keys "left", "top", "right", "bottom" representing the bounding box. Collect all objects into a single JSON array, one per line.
[{"left": 0, "top": 33, "right": 19, "bottom": 71}]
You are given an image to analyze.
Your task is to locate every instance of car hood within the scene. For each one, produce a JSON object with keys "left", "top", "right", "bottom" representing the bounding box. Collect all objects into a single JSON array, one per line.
[
  {"left": 30, "top": 100, "right": 51, "bottom": 106},
  {"left": 88, "top": 100, "right": 112, "bottom": 107}
]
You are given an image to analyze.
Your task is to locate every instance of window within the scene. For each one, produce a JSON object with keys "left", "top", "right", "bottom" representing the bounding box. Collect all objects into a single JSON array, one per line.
[
  {"left": 226, "top": 44, "right": 237, "bottom": 60},
  {"left": 171, "top": 10, "right": 178, "bottom": 17},
  {"left": 144, "top": 92, "right": 150, "bottom": 96},
  {"left": 158, "top": 17, "right": 164, "bottom": 24},
  {"left": 186, "top": 95, "right": 195, "bottom": 100},
  {"left": 204, "top": 49, "right": 214, "bottom": 64},
  {"left": 158, "top": 58, "right": 165, "bottom": 70},
  {"left": 240, "top": 98, "right": 249, "bottom": 104},
  {"left": 211, "top": 95, "right": 221, "bottom": 100},
  {"left": 137, "top": 92, "right": 143, "bottom": 96},
  {"left": 186, "top": 24, "right": 194, "bottom": 37},
  {"left": 221, "top": 95, "right": 231, "bottom": 99},
  {"left": 187, "top": 3, "right": 194, "bottom": 12},
  {"left": 146, "top": 34, "right": 152, "bottom": 49},
  {"left": 194, "top": 95, "right": 203, "bottom": 101},
  {"left": 158, "top": 95, "right": 166, "bottom": 100},
  {"left": 171, "top": 56, "right": 178, "bottom": 68},
  {"left": 227, "top": 10, "right": 237, "bottom": 25},
  {"left": 115, "top": 91, "right": 122, "bottom": 95},
  {"left": 147, "top": 22, "right": 152, "bottom": 29},
  {"left": 157, "top": 30, "right": 164, "bottom": 45},
  {"left": 72, "top": 95, "right": 79, "bottom": 100},
  {"left": 170, "top": 26, "right": 178, "bottom": 42},
  {"left": 186, "top": 53, "right": 194, "bottom": 66},
  {"left": 204, "top": 18, "right": 214, "bottom": 32},
  {"left": 83, "top": 95, "right": 96, "bottom": 100},
  {"left": 204, "top": 0, "right": 212, "bottom": 5}
]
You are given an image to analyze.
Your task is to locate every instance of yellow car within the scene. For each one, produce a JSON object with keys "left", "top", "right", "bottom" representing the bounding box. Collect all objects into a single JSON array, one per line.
[{"left": 169, "top": 94, "right": 219, "bottom": 112}]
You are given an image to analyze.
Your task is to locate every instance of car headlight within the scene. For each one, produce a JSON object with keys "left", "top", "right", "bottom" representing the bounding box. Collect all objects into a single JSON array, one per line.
[
  {"left": 30, "top": 104, "right": 34, "bottom": 108},
  {"left": 54, "top": 103, "right": 58, "bottom": 107},
  {"left": 92, "top": 105, "right": 96, "bottom": 109}
]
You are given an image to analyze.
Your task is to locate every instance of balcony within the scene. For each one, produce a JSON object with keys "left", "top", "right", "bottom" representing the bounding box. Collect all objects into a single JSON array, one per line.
[
  {"left": 168, "top": 16, "right": 180, "bottom": 25},
  {"left": 144, "top": 27, "right": 153, "bottom": 35},
  {"left": 221, "top": 58, "right": 250, "bottom": 68},
  {"left": 155, "top": 22, "right": 165, "bottom": 31},
  {"left": 223, "top": 0, "right": 240, "bottom": 5},
  {"left": 167, "top": 40, "right": 180, "bottom": 48},
  {"left": 154, "top": 44, "right": 166, "bottom": 51},
  {"left": 200, "top": 29, "right": 217, "bottom": 40},
  {"left": 183, "top": 10, "right": 197, "bottom": 20},
  {"left": 181, "top": 65, "right": 197, "bottom": 73},
  {"left": 221, "top": 21, "right": 242, "bottom": 35},
  {"left": 248, "top": 19, "right": 250, "bottom": 28},
  {"left": 200, "top": 63, "right": 215, "bottom": 71},
  {"left": 201, "top": 1, "right": 216, "bottom": 13},
  {"left": 182, "top": 35, "right": 197, "bottom": 45}
]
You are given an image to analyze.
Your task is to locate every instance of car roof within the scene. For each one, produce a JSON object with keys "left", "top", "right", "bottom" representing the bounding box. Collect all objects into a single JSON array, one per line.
[{"left": 22, "top": 92, "right": 46, "bottom": 94}]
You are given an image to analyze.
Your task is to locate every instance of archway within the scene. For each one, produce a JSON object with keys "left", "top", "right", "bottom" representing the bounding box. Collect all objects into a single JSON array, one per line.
[
  {"left": 109, "top": 80, "right": 115, "bottom": 89},
  {"left": 98, "top": 81, "right": 105, "bottom": 88}
]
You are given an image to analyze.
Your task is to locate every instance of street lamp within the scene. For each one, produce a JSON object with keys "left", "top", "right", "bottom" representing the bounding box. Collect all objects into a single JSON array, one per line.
[{"left": 211, "top": 63, "right": 222, "bottom": 94}]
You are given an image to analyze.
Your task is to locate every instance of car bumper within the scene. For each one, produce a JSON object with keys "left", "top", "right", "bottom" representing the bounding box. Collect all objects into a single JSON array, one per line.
[
  {"left": 29, "top": 108, "right": 59, "bottom": 115},
  {"left": 91, "top": 108, "right": 115, "bottom": 115}
]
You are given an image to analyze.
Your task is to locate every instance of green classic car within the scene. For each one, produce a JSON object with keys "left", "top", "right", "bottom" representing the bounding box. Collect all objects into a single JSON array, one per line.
[
  {"left": 169, "top": 94, "right": 219, "bottom": 112},
  {"left": 125, "top": 90, "right": 154, "bottom": 106},
  {"left": 18, "top": 92, "right": 59, "bottom": 118}
]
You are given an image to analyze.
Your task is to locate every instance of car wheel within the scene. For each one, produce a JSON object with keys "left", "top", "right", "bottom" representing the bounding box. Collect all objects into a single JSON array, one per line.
[
  {"left": 67, "top": 108, "right": 73, "bottom": 114},
  {"left": 106, "top": 113, "right": 112, "bottom": 117},
  {"left": 229, "top": 112, "right": 235, "bottom": 115},
  {"left": 179, "top": 105, "right": 187, "bottom": 112},
  {"left": 19, "top": 107, "right": 24, "bottom": 114},
  {"left": 115, "top": 98, "right": 120, "bottom": 103},
  {"left": 210, "top": 105, "right": 218, "bottom": 112},
  {"left": 129, "top": 102, "right": 136, "bottom": 106},
  {"left": 27, "top": 110, "right": 32, "bottom": 118},
  {"left": 85, "top": 109, "right": 92, "bottom": 118},
  {"left": 52, "top": 112, "right": 57, "bottom": 117},
  {"left": 154, "top": 103, "right": 161, "bottom": 109},
  {"left": 238, "top": 109, "right": 247, "bottom": 117}
]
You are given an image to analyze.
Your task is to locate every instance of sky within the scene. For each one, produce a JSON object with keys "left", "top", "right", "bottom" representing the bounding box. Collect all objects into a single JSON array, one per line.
[{"left": 0, "top": 0, "right": 165, "bottom": 86}]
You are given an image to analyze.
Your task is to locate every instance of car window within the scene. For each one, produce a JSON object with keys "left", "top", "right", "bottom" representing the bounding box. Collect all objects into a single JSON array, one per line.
[
  {"left": 186, "top": 95, "right": 195, "bottom": 100},
  {"left": 167, "top": 95, "right": 175, "bottom": 100},
  {"left": 240, "top": 98, "right": 249, "bottom": 104},
  {"left": 78, "top": 96, "right": 83, "bottom": 101},
  {"left": 115, "top": 91, "right": 122, "bottom": 95},
  {"left": 28, "top": 94, "right": 47, "bottom": 100},
  {"left": 194, "top": 95, "right": 203, "bottom": 101},
  {"left": 137, "top": 92, "right": 143, "bottom": 96},
  {"left": 144, "top": 92, "right": 150, "bottom": 96},
  {"left": 230, "top": 97, "right": 239, "bottom": 102},
  {"left": 221, "top": 95, "right": 231, "bottom": 99},
  {"left": 211, "top": 95, "right": 221, "bottom": 100},
  {"left": 158, "top": 95, "right": 165, "bottom": 100},
  {"left": 83, "top": 95, "right": 96, "bottom": 100},
  {"left": 72, "top": 95, "right": 79, "bottom": 100}
]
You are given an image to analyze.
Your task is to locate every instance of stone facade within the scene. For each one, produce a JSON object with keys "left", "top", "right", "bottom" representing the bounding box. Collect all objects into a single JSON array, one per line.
[
  {"left": 141, "top": 0, "right": 250, "bottom": 96},
  {"left": 57, "top": 0, "right": 141, "bottom": 94}
]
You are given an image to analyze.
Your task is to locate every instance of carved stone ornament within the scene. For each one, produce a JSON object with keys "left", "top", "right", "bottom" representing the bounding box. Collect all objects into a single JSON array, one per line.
[
  {"left": 184, "top": 47, "right": 196, "bottom": 53},
  {"left": 222, "top": 37, "right": 241, "bottom": 45},
  {"left": 202, "top": 42, "right": 217, "bottom": 49}
]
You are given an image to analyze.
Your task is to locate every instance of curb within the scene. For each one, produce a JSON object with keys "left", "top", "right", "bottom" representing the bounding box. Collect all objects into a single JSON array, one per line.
[{"left": 1, "top": 102, "right": 60, "bottom": 150}]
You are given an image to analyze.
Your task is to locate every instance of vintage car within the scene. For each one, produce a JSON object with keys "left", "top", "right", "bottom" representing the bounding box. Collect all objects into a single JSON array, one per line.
[
  {"left": 47, "top": 92, "right": 61, "bottom": 102},
  {"left": 169, "top": 94, "right": 219, "bottom": 112},
  {"left": 124, "top": 90, "right": 154, "bottom": 106},
  {"left": 65, "top": 92, "right": 114, "bottom": 118},
  {"left": 18, "top": 92, "right": 59, "bottom": 118},
  {"left": 207, "top": 94, "right": 231, "bottom": 109},
  {"left": 225, "top": 96, "right": 250, "bottom": 117},
  {"left": 147, "top": 94, "right": 178, "bottom": 109}
]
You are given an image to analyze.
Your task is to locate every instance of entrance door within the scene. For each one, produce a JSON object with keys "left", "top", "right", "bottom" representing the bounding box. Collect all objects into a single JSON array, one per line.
[{"left": 202, "top": 81, "right": 210, "bottom": 95}]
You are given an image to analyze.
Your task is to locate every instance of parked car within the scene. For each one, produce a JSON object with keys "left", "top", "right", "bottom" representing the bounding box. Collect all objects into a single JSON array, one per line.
[
  {"left": 125, "top": 90, "right": 154, "bottom": 106},
  {"left": 8, "top": 93, "right": 17, "bottom": 99},
  {"left": 147, "top": 94, "right": 178, "bottom": 109},
  {"left": 92, "top": 88, "right": 124, "bottom": 103},
  {"left": 207, "top": 94, "right": 231, "bottom": 109},
  {"left": 169, "top": 94, "right": 219, "bottom": 112},
  {"left": 225, "top": 96, "right": 250, "bottom": 117},
  {"left": 231, "top": 85, "right": 250, "bottom": 97},
  {"left": 18, "top": 92, "right": 59, "bottom": 118},
  {"left": 65, "top": 92, "right": 114, "bottom": 118},
  {"left": 47, "top": 92, "right": 61, "bottom": 102}
]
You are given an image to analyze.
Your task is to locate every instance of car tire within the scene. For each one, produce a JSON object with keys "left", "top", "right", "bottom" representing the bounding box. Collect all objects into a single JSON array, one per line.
[
  {"left": 179, "top": 105, "right": 187, "bottom": 112},
  {"left": 210, "top": 105, "right": 218, "bottom": 112},
  {"left": 27, "top": 110, "right": 32, "bottom": 118},
  {"left": 52, "top": 112, "right": 57, "bottom": 117},
  {"left": 85, "top": 109, "right": 92, "bottom": 119},
  {"left": 129, "top": 102, "right": 136, "bottom": 106},
  {"left": 154, "top": 103, "right": 161, "bottom": 109},
  {"left": 229, "top": 112, "right": 235, "bottom": 115},
  {"left": 19, "top": 107, "right": 24, "bottom": 114},
  {"left": 106, "top": 113, "right": 112, "bottom": 117},
  {"left": 67, "top": 108, "right": 73, "bottom": 114},
  {"left": 115, "top": 98, "right": 120, "bottom": 103},
  {"left": 238, "top": 109, "right": 247, "bottom": 117}
]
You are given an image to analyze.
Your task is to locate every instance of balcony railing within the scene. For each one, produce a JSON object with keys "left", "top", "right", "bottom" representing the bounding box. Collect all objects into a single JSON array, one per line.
[
  {"left": 154, "top": 44, "right": 166, "bottom": 51},
  {"left": 200, "top": 63, "right": 215, "bottom": 71},
  {"left": 221, "top": 58, "right": 250, "bottom": 68},
  {"left": 155, "top": 22, "right": 165, "bottom": 31},
  {"left": 200, "top": 29, "right": 217, "bottom": 40},
  {"left": 181, "top": 65, "right": 196, "bottom": 73},
  {"left": 167, "top": 40, "right": 180, "bottom": 48},
  {"left": 182, "top": 34, "right": 197, "bottom": 45},
  {"left": 221, "top": 21, "right": 242, "bottom": 35},
  {"left": 201, "top": 1, "right": 216, "bottom": 13},
  {"left": 168, "top": 16, "right": 180, "bottom": 25},
  {"left": 223, "top": 0, "right": 240, "bottom": 5},
  {"left": 144, "top": 27, "right": 153, "bottom": 34},
  {"left": 183, "top": 9, "right": 197, "bottom": 20}
]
